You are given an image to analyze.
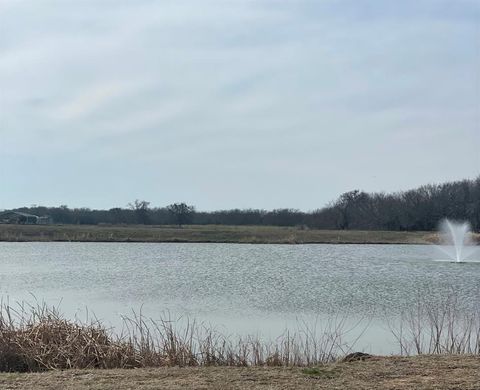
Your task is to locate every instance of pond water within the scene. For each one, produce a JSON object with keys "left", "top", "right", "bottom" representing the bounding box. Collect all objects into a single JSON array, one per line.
[{"left": 1, "top": 242, "right": 479, "bottom": 354}]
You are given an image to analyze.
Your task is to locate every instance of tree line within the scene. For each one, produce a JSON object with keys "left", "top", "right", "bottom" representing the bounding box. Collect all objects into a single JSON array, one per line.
[{"left": 8, "top": 176, "right": 480, "bottom": 231}]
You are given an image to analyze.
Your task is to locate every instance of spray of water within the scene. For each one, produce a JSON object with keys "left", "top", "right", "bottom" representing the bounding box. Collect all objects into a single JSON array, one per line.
[{"left": 437, "top": 219, "right": 476, "bottom": 262}]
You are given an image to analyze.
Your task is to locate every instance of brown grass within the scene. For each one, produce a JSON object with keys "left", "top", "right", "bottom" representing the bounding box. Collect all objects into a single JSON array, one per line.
[
  {"left": 0, "top": 224, "right": 433, "bottom": 244},
  {"left": 2, "top": 301, "right": 480, "bottom": 388},
  {"left": 0, "top": 355, "right": 479, "bottom": 389},
  {"left": 0, "top": 302, "right": 352, "bottom": 372}
]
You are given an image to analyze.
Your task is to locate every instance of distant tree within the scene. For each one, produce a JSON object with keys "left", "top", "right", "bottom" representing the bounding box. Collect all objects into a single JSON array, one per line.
[
  {"left": 334, "top": 190, "right": 369, "bottom": 230},
  {"left": 48, "top": 205, "right": 74, "bottom": 224},
  {"left": 8, "top": 176, "right": 480, "bottom": 231},
  {"left": 149, "top": 207, "right": 171, "bottom": 225},
  {"left": 167, "top": 203, "right": 195, "bottom": 227},
  {"left": 263, "top": 209, "right": 304, "bottom": 226},
  {"left": 128, "top": 199, "right": 151, "bottom": 224},
  {"left": 333, "top": 191, "right": 352, "bottom": 230},
  {"left": 306, "top": 207, "right": 338, "bottom": 229},
  {"left": 471, "top": 177, "right": 480, "bottom": 231},
  {"left": 108, "top": 208, "right": 127, "bottom": 224}
]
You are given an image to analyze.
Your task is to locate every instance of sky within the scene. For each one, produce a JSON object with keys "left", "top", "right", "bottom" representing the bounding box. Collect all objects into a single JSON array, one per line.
[{"left": 0, "top": 0, "right": 479, "bottom": 211}]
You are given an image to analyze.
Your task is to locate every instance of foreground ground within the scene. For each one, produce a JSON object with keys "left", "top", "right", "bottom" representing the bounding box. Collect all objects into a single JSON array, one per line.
[
  {"left": 0, "top": 224, "right": 439, "bottom": 244},
  {"left": 0, "top": 355, "right": 478, "bottom": 390}
]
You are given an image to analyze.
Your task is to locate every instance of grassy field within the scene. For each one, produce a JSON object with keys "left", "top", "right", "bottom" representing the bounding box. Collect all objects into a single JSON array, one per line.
[
  {"left": 0, "top": 355, "right": 478, "bottom": 389},
  {"left": 0, "top": 224, "right": 439, "bottom": 244}
]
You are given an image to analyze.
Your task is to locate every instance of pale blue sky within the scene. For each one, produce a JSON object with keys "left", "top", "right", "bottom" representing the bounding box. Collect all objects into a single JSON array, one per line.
[{"left": 1, "top": 0, "right": 479, "bottom": 210}]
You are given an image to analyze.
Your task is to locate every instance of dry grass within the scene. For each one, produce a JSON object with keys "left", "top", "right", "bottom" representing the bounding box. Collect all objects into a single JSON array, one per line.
[
  {"left": 0, "top": 302, "right": 352, "bottom": 372},
  {"left": 0, "top": 303, "right": 138, "bottom": 372},
  {"left": 2, "top": 301, "right": 480, "bottom": 388},
  {"left": 389, "top": 293, "right": 480, "bottom": 355},
  {"left": 0, "top": 355, "right": 479, "bottom": 389},
  {"left": 0, "top": 224, "right": 433, "bottom": 244}
]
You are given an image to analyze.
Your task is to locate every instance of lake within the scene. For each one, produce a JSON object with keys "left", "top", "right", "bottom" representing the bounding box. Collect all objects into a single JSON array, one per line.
[{"left": 1, "top": 242, "right": 479, "bottom": 354}]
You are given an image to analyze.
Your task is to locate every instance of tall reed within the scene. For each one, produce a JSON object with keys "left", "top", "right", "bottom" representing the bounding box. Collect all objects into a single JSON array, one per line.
[{"left": 0, "top": 301, "right": 352, "bottom": 372}]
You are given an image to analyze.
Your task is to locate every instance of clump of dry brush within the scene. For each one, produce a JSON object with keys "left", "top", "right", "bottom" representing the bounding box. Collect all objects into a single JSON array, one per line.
[
  {"left": 0, "top": 302, "right": 351, "bottom": 372},
  {"left": 0, "top": 302, "right": 139, "bottom": 372}
]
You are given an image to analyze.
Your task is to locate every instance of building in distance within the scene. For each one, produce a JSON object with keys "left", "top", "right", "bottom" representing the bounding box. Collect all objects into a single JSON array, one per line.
[{"left": 0, "top": 211, "right": 52, "bottom": 225}]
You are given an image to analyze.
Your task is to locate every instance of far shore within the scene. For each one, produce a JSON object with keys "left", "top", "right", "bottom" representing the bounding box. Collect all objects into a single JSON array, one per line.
[{"left": 0, "top": 223, "right": 458, "bottom": 244}]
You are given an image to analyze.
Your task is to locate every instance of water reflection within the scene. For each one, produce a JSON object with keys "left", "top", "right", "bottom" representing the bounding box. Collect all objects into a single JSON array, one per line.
[{"left": 1, "top": 242, "right": 479, "bottom": 353}]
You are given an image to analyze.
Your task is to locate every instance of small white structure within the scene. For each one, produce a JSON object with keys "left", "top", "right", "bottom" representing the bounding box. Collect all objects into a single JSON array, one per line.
[{"left": 0, "top": 211, "right": 52, "bottom": 225}]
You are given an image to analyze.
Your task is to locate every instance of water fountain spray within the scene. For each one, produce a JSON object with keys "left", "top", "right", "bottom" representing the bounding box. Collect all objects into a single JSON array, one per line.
[{"left": 437, "top": 219, "right": 476, "bottom": 263}]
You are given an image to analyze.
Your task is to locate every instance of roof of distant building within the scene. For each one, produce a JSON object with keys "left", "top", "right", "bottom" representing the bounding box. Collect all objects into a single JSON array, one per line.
[{"left": 0, "top": 211, "right": 39, "bottom": 218}]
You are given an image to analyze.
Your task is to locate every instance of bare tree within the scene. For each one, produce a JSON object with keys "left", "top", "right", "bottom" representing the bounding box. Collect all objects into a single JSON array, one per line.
[
  {"left": 167, "top": 203, "right": 195, "bottom": 227},
  {"left": 128, "top": 200, "right": 151, "bottom": 224},
  {"left": 334, "top": 190, "right": 367, "bottom": 230}
]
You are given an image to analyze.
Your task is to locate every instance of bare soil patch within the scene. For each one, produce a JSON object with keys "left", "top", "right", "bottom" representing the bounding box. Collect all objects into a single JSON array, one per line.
[{"left": 0, "top": 355, "right": 479, "bottom": 390}]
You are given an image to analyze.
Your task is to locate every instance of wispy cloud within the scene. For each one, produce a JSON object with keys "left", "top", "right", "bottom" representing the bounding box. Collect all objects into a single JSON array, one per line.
[
  {"left": 53, "top": 82, "right": 138, "bottom": 121},
  {"left": 0, "top": 0, "right": 478, "bottom": 209}
]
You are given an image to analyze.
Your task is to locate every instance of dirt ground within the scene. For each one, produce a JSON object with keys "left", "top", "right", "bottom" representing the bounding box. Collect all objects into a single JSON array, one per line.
[{"left": 0, "top": 355, "right": 479, "bottom": 390}]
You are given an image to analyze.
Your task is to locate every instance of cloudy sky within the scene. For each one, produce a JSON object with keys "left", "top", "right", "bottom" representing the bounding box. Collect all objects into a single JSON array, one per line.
[{"left": 1, "top": 0, "right": 479, "bottom": 211}]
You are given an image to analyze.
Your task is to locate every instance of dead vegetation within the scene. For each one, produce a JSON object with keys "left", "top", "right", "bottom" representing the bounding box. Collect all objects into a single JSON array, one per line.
[
  {"left": 1, "top": 300, "right": 480, "bottom": 388},
  {"left": 389, "top": 293, "right": 480, "bottom": 355},
  {"left": 3, "top": 295, "right": 480, "bottom": 374},
  {"left": 0, "top": 355, "right": 479, "bottom": 389},
  {"left": 0, "top": 224, "right": 432, "bottom": 244},
  {"left": 0, "top": 302, "right": 352, "bottom": 372}
]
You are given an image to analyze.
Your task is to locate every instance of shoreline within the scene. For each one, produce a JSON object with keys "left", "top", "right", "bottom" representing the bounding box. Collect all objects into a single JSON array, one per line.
[
  {"left": 0, "top": 224, "right": 439, "bottom": 245},
  {"left": 0, "top": 355, "right": 478, "bottom": 389}
]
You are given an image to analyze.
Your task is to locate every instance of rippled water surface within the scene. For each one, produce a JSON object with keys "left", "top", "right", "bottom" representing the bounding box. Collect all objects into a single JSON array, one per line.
[{"left": 1, "top": 242, "right": 479, "bottom": 353}]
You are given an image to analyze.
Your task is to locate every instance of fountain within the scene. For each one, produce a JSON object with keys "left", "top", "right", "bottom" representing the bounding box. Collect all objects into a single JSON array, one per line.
[{"left": 436, "top": 219, "right": 477, "bottom": 263}]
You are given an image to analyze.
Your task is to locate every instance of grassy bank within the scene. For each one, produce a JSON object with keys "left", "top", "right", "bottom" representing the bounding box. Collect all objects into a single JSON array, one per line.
[
  {"left": 1, "top": 301, "right": 480, "bottom": 388},
  {"left": 0, "top": 355, "right": 478, "bottom": 389},
  {"left": 1, "top": 297, "right": 480, "bottom": 372},
  {"left": 0, "top": 224, "right": 437, "bottom": 244}
]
